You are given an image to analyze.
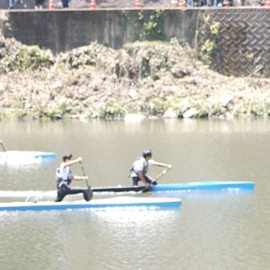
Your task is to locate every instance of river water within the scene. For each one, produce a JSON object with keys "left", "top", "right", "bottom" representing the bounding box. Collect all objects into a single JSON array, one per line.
[{"left": 0, "top": 119, "right": 269, "bottom": 270}]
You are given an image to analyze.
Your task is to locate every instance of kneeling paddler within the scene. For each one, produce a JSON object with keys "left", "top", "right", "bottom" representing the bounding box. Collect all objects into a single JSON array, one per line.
[
  {"left": 55, "top": 154, "right": 93, "bottom": 202},
  {"left": 130, "top": 150, "right": 172, "bottom": 189}
]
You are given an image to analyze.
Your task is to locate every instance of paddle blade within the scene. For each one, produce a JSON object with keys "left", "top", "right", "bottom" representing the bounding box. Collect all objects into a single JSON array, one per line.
[
  {"left": 84, "top": 187, "right": 93, "bottom": 201},
  {"left": 89, "top": 187, "right": 93, "bottom": 200}
]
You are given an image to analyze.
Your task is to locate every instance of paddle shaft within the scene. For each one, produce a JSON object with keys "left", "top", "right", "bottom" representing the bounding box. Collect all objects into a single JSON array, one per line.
[
  {"left": 153, "top": 168, "right": 170, "bottom": 183},
  {"left": 80, "top": 161, "right": 94, "bottom": 201},
  {"left": 140, "top": 168, "right": 170, "bottom": 193},
  {"left": 80, "top": 161, "right": 90, "bottom": 188},
  {"left": 0, "top": 142, "right": 6, "bottom": 152}
]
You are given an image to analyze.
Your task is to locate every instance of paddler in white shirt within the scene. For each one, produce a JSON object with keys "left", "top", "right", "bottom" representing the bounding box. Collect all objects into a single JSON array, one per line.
[
  {"left": 55, "top": 154, "right": 91, "bottom": 202},
  {"left": 130, "top": 150, "right": 172, "bottom": 189}
]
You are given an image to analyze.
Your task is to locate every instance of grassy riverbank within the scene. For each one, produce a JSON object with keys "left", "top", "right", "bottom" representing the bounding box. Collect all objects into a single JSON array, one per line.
[{"left": 1, "top": 35, "right": 270, "bottom": 120}]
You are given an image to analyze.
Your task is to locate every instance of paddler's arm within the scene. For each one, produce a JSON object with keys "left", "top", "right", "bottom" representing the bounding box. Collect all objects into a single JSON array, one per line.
[
  {"left": 152, "top": 161, "right": 172, "bottom": 169},
  {"left": 138, "top": 171, "right": 150, "bottom": 188},
  {"left": 64, "top": 157, "right": 82, "bottom": 167},
  {"left": 72, "top": 175, "right": 88, "bottom": 181}
]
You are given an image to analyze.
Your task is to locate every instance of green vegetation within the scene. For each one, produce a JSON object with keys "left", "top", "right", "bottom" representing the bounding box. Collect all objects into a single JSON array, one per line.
[
  {"left": 120, "top": 10, "right": 128, "bottom": 29},
  {"left": 133, "top": 10, "right": 166, "bottom": 42},
  {"left": 1, "top": 45, "right": 52, "bottom": 72},
  {"left": 199, "top": 14, "right": 220, "bottom": 66},
  {"left": 142, "top": 10, "right": 166, "bottom": 41}
]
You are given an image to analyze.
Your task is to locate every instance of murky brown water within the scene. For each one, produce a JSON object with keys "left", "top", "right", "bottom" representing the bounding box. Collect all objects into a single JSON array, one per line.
[{"left": 0, "top": 119, "right": 269, "bottom": 270}]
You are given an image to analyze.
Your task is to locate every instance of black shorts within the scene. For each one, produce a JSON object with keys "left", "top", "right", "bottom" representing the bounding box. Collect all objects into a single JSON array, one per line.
[
  {"left": 132, "top": 175, "right": 157, "bottom": 186},
  {"left": 55, "top": 185, "right": 91, "bottom": 202}
]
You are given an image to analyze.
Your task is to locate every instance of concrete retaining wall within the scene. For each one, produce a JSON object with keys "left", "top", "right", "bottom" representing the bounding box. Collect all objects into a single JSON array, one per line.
[
  {"left": 1, "top": 8, "right": 270, "bottom": 77},
  {"left": 0, "top": 9, "right": 199, "bottom": 52}
]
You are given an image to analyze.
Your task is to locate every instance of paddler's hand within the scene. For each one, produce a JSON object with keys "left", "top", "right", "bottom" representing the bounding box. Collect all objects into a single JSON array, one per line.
[
  {"left": 167, "top": 165, "right": 172, "bottom": 169},
  {"left": 77, "top": 157, "right": 82, "bottom": 162},
  {"left": 83, "top": 176, "right": 88, "bottom": 180},
  {"left": 145, "top": 183, "right": 150, "bottom": 189}
]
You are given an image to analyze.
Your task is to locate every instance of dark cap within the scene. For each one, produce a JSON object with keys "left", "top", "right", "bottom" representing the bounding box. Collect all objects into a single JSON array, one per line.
[
  {"left": 63, "top": 153, "right": 72, "bottom": 161},
  {"left": 143, "top": 150, "right": 152, "bottom": 158}
]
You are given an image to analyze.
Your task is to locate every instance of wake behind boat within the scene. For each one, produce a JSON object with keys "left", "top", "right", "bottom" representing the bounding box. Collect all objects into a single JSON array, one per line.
[{"left": 0, "top": 197, "right": 181, "bottom": 211}]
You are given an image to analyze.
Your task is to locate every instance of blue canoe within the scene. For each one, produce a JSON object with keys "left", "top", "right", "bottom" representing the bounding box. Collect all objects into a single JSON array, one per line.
[
  {"left": 0, "top": 197, "right": 181, "bottom": 211},
  {"left": 0, "top": 151, "right": 56, "bottom": 160},
  {"left": 92, "top": 181, "right": 255, "bottom": 193}
]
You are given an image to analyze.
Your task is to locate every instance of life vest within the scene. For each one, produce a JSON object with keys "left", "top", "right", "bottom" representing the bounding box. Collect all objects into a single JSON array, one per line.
[
  {"left": 55, "top": 166, "right": 72, "bottom": 187},
  {"left": 129, "top": 157, "right": 149, "bottom": 177}
]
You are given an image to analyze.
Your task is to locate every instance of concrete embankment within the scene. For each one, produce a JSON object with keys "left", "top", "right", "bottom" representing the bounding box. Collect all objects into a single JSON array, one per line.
[{"left": 0, "top": 9, "right": 198, "bottom": 52}]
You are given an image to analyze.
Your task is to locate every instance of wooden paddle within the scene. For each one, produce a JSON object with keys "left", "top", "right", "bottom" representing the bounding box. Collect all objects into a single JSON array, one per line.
[
  {"left": 80, "top": 161, "right": 93, "bottom": 200},
  {"left": 139, "top": 167, "right": 170, "bottom": 193}
]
